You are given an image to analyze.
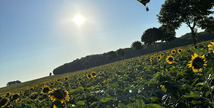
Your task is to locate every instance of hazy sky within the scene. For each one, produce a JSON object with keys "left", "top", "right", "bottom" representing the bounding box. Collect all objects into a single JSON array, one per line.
[{"left": 0, "top": 0, "right": 201, "bottom": 88}]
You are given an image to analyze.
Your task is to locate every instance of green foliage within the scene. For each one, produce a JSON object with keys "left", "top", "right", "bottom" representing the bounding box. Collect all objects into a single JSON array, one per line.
[
  {"left": 131, "top": 41, "right": 143, "bottom": 50},
  {"left": 116, "top": 48, "right": 125, "bottom": 58},
  {"left": 141, "top": 27, "right": 162, "bottom": 45},
  {"left": 158, "top": 0, "right": 214, "bottom": 45},
  {"left": 2, "top": 41, "right": 214, "bottom": 107}
]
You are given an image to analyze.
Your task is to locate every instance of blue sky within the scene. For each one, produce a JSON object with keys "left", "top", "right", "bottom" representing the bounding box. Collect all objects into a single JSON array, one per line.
[{"left": 0, "top": 0, "right": 202, "bottom": 88}]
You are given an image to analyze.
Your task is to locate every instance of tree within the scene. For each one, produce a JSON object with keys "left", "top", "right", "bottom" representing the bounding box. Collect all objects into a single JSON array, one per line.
[
  {"left": 116, "top": 48, "right": 125, "bottom": 59},
  {"left": 7, "top": 80, "right": 21, "bottom": 86},
  {"left": 158, "top": 0, "right": 214, "bottom": 45},
  {"left": 198, "top": 16, "right": 214, "bottom": 41},
  {"left": 159, "top": 26, "right": 176, "bottom": 43},
  {"left": 131, "top": 41, "right": 142, "bottom": 50},
  {"left": 141, "top": 27, "right": 162, "bottom": 51}
]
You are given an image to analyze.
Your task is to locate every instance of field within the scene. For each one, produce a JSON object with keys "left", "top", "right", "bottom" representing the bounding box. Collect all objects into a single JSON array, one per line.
[{"left": 0, "top": 41, "right": 214, "bottom": 108}]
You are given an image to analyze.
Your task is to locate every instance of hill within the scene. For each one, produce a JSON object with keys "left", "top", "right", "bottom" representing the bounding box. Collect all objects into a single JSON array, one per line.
[{"left": 53, "top": 32, "right": 214, "bottom": 75}]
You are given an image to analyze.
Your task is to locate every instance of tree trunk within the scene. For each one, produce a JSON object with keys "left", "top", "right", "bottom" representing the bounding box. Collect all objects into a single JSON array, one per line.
[
  {"left": 209, "top": 32, "right": 213, "bottom": 42},
  {"left": 153, "top": 43, "right": 158, "bottom": 53},
  {"left": 191, "top": 28, "right": 197, "bottom": 45}
]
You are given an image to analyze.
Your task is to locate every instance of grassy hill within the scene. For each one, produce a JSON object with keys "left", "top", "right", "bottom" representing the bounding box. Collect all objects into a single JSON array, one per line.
[
  {"left": 53, "top": 32, "right": 214, "bottom": 75},
  {"left": 0, "top": 40, "right": 214, "bottom": 107}
]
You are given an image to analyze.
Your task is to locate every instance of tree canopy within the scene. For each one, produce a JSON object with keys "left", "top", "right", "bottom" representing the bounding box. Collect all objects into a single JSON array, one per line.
[
  {"left": 158, "top": 0, "right": 214, "bottom": 45},
  {"left": 141, "top": 27, "right": 162, "bottom": 45},
  {"left": 131, "top": 41, "right": 142, "bottom": 50}
]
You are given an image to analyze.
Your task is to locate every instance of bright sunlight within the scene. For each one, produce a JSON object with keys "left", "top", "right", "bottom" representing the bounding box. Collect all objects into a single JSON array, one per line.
[{"left": 73, "top": 14, "right": 86, "bottom": 25}]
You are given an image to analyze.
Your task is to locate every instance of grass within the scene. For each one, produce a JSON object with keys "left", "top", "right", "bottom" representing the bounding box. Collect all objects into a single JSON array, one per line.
[{"left": 0, "top": 40, "right": 214, "bottom": 108}]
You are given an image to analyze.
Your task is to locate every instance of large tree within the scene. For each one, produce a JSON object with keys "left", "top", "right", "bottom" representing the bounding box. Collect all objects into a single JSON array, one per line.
[
  {"left": 131, "top": 41, "right": 142, "bottom": 50},
  {"left": 159, "top": 26, "right": 176, "bottom": 43},
  {"left": 198, "top": 16, "right": 214, "bottom": 41},
  {"left": 158, "top": 0, "right": 214, "bottom": 45},
  {"left": 141, "top": 27, "right": 162, "bottom": 52}
]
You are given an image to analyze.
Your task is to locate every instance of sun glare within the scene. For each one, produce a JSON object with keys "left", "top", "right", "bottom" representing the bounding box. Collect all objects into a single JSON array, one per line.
[{"left": 73, "top": 14, "right": 85, "bottom": 25}]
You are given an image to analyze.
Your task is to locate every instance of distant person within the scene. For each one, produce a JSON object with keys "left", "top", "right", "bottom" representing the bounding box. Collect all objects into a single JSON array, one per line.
[{"left": 49, "top": 72, "right": 52, "bottom": 76}]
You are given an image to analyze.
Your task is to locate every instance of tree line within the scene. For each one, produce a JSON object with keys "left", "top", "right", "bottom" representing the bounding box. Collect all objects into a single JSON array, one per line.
[{"left": 53, "top": 32, "right": 214, "bottom": 75}]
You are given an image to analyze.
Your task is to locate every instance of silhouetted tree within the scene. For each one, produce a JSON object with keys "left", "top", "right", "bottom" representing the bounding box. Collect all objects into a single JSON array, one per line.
[
  {"left": 131, "top": 41, "right": 142, "bottom": 50},
  {"left": 7, "top": 80, "right": 21, "bottom": 86},
  {"left": 141, "top": 27, "right": 162, "bottom": 51},
  {"left": 198, "top": 16, "right": 214, "bottom": 41},
  {"left": 116, "top": 48, "right": 125, "bottom": 59},
  {"left": 158, "top": 0, "right": 214, "bottom": 45},
  {"left": 159, "top": 26, "right": 176, "bottom": 43}
]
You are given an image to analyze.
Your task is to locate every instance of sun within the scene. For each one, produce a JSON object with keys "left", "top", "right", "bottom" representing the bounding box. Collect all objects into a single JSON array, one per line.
[{"left": 73, "top": 14, "right": 85, "bottom": 25}]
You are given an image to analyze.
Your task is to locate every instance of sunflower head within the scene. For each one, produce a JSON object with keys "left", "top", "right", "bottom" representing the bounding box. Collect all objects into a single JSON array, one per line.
[
  {"left": 171, "top": 50, "right": 176, "bottom": 55},
  {"left": 188, "top": 53, "right": 207, "bottom": 72},
  {"left": 87, "top": 74, "right": 92, "bottom": 79},
  {"left": 150, "top": 57, "right": 153, "bottom": 62},
  {"left": 157, "top": 55, "right": 162, "bottom": 61},
  {"left": 30, "top": 92, "right": 39, "bottom": 101},
  {"left": 177, "top": 49, "right": 182, "bottom": 54},
  {"left": 166, "top": 55, "right": 174, "bottom": 64},
  {"left": 49, "top": 88, "right": 69, "bottom": 103},
  {"left": 41, "top": 86, "right": 51, "bottom": 94},
  {"left": 208, "top": 42, "right": 214, "bottom": 53},
  {"left": 64, "top": 77, "right": 68, "bottom": 81},
  {"left": 91, "top": 72, "right": 96, "bottom": 78},
  {"left": 0, "top": 97, "right": 10, "bottom": 107},
  {"left": 12, "top": 93, "right": 19, "bottom": 102},
  {"left": 6, "top": 92, "right": 10, "bottom": 97}
]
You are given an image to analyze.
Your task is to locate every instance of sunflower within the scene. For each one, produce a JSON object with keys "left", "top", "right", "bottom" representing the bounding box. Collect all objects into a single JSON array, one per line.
[
  {"left": 64, "top": 77, "right": 68, "bottom": 81},
  {"left": 49, "top": 88, "right": 69, "bottom": 103},
  {"left": 12, "top": 93, "right": 19, "bottom": 102},
  {"left": 30, "top": 92, "right": 39, "bottom": 101},
  {"left": 41, "top": 86, "right": 51, "bottom": 94},
  {"left": 208, "top": 42, "right": 214, "bottom": 53},
  {"left": 150, "top": 56, "right": 153, "bottom": 62},
  {"left": 177, "top": 49, "right": 182, "bottom": 54},
  {"left": 0, "top": 97, "right": 9, "bottom": 107},
  {"left": 188, "top": 53, "right": 207, "bottom": 72},
  {"left": 123, "top": 62, "right": 127, "bottom": 65},
  {"left": 91, "top": 72, "right": 96, "bottom": 78},
  {"left": 166, "top": 55, "right": 174, "bottom": 64},
  {"left": 87, "top": 74, "right": 92, "bottom": 79},
  {"left": 171, "top": 50, "right": 176, "bottom": 55},
  {"left": 157, "top": 55, "right": 162, "bottom": 61},
  {"left": 6, "top": 92, "right": 10, "bottom": 97}
]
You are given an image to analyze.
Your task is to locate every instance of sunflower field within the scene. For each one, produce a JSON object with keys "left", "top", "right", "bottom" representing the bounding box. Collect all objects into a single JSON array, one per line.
[{"left": 0, "top": 41, "right": 214, "bottom": 108}]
